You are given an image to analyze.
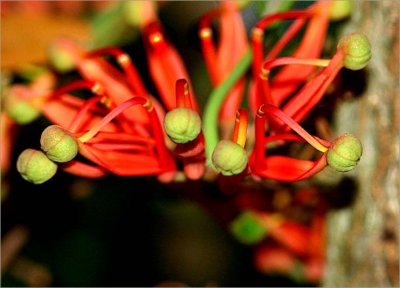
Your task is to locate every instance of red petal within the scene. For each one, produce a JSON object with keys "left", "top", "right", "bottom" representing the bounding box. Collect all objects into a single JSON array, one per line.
[
  {"left": 60, "top": 160, "right": 108, "bottom": 178},
  {"left": 81, "top": 144, "right": 163, "bottom": 176},
  {"left": 43, "top": 96, "right": 118, "bottom": 132},
  {"left": 255, "top": 155, "right": 315, "bottom": 182}
]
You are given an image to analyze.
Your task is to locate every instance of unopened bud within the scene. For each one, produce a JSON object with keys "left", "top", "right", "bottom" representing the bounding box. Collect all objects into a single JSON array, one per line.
[
  {"left": 48, "top": 40, "right": 76, "bottom": 73},
  {"left": 330, "top": 1, "right": 352, "bottom": 21},
  {"left": 327, "top": 133, "right": 362, "bottom": 172},
  {"left": 40, "top": 125, "right": 78, "bottom": 163},
  {"left": 16, "top": 149, "right": 57, "bottom": 184},
  {"left": 230, "top": 211, "right": 267, "bottom": 245},
  {"left": 4, "top": 86, "right": 41, "bottom": 124},
  {"left": 212, "top": 140, "right": 248, "bottom": 176},
  {"left": 337, "top": 33, "right": 371, "bottom": 70},
  {"left": 163, "top": 108, "right": 202, "bottom": 144}
]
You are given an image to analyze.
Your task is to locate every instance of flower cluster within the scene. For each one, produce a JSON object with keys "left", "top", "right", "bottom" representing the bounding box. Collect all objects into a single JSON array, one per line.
[{"left": 3, "top": 0, "right": 370, "bottom": 284}]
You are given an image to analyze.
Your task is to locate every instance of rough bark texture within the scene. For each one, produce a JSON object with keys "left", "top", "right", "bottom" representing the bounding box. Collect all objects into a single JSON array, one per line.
[{"left": 323, "top": 1, "right": 399, "bottom": 287}]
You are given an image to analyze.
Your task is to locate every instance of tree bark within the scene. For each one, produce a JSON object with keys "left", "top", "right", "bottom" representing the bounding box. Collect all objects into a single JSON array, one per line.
[{"left": 323, "top": 1, "right": 399, "bottom": 286}]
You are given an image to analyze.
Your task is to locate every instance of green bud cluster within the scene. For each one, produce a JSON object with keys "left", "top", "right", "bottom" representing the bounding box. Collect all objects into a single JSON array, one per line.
[
  {"left": 337, "top": 33, "right": 371, "bottom": 70},
  {"left": 163, "top": 108, "right": 202, "bottom": 144},
  {"left": 327, "top": 133, "right": 362, "bottom": 172},
  {"left": 16, "top": 125, "right": 79, "bottom": 184},
  {"left": 212, "top": 140, "right": 248, "bottom": 176}
]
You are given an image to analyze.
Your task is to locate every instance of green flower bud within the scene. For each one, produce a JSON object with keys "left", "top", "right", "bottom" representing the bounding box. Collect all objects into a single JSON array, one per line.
[
  {"left": 17, "top": 149, "right": 57, "bottom": 184},
  {"left": 163, "top": 108, "right": 202, "bottom": 144},
  {"left": 337, "top": 33, "right": 371, "bottom": 70},
  {"left": 330, "top": 1, "right": 352, "bottom": 21},
  {"left": 48, "top": 40, "right": 76, "bottom": 73},
  {"left": 327, "top": 133, "right": 362, "bottom": 172},
  {"left": 230, "top": 211, "right": 267, "bottom": 245},
  {"left": 122, "top": 1, "right": 157, "bottom": 27},
  {"left": 212, "top": 140, "right": 248, "bottom": 176},
  {"left": 4, "top": 87, "right": 41, "bottom": 124},
  {"left": 17, "top": 64, "right": 49, "bottom": 82},
  {"left": 40, "top": 125, "right": 78, "bottom": 163}
]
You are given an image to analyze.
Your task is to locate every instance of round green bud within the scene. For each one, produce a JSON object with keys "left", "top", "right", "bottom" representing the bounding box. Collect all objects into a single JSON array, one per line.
[
  {"left": 17, "top": 64, "right": 49, "bottom": 82},
  {"left": 330, "top": 1, "right": 352, "bottom": 21},
  {"left": 163, "top": 108, "right": 202, "bottom": 144},
  {"left": 230, "top": 211, "right": 267, "bottom": 245},
  {"left": 122, "top": 1, "right": 157, "bottom": 27},
  {"left": 40, "top": 125, "right": 78, "bottom": 163},
  {"left": 4, "top": 87, "right": 41, "bottom": 124},
  {"left": 48, "top": 41, "right": 76, "bottom": 73},
  {"left": 327, "top": 133, "right": 362, "bottom": 172},
  {"left": 337, "top": 33, "right": 371, "bottom": 70},
  {"left": 212, "top": 140, "right": 248, "bottom": 176},
  {"left": 16, "top": 149, "right": 57, "bottom": 184}
]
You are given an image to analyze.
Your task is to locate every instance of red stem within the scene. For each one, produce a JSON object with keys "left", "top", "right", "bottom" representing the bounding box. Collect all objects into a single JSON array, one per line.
[
  {"left": 87, "top": 47, "right": 148, "bottom": 97},
  {"left": 68, "top": 96, "right": 104, "bottom": 133},
  {"left": 253, "top": 109, "right": 266, "bottom": 171},
  {"left": 265, "top": 17, "right": 308, "bottom": 61},
  {"left": 199, "top": 9, "right": 221, "bottom": 85},
  {"left": 261, "top": 105, "right": 329, "bottom": 152},
  {"left": 50, "top": 80, "right": 102, "bottom": 100}
]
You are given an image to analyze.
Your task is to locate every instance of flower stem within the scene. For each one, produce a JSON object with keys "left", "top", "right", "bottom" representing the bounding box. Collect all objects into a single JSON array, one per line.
[
  {"left": 262, "top": 104, "right": 329, "bottom": 153},
  {"left": 78, "top": 97, "right": 148, "bottom": 143},
  {"left": 68, "top": 95, "right": 104, "bottom": 133},
  {"left": 203, "top": 49, "right": 252, "bottom": 163},
  {"left": 50, "top": 80, "right": 103, "bottom": 100},
  {"left": 262, "top": 57, "right": 331, "bottom": 73},
  {"left": 87, "top": 47, "right": 148, "bottom": 96}
]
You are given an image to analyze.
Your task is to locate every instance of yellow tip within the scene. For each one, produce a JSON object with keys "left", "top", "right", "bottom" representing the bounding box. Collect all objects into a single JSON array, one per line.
[
  {"left": 91, "top": 83, "right": 105, "bottom": 95},
  {"left": 150, "top": 33, "right": 163, "bottom": 44},
  {"left": 143, "top": 99, "right": 154, "bottom": 111},
  {"left": 199, "top": 28, "right": 212, "bottom": 39},
  {"left": 260, "top": 68, "right": 270, "bottom": 80},
  {"left": 117, "top": 53, "right": 131, "bottom": 66},
  {"left": 252, "top": 27, "right": 263, "bottom": 42}
]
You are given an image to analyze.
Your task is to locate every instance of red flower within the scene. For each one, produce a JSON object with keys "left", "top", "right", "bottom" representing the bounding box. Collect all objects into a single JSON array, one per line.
[
  {"left": 14, "top": 1, "right": 367, "bottom": 186},
  {"left": 250, "top": 1, "right": 333, "bottom": 113}
]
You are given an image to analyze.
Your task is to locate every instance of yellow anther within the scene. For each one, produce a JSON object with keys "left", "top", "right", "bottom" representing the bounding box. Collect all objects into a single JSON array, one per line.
[
  {"left": 257, "top": 104, "right": 265, "bottom": 117},
  {"left": 183, "top": 82, "right": 189, "bottom": 96},
  {"left": 150, "top": 33, "right": 163, "bottom": 44},
  {"left": 143, "top": 100, "right": 154, "bottom": 111},
  {"left": 199, "top": 28, "right": 212, "bottom": 39},
  {"left": 92, "top": 82, "right": 105, "bottom": 95},
  {"left": 117, "top": 53, "right": 131, "bottom": 66},
  {"left": 259, "top": 68, "right": 270, "bottom": 80},
  {"left": 100, "top": 96, "right": 112, "bottom": 108}
]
